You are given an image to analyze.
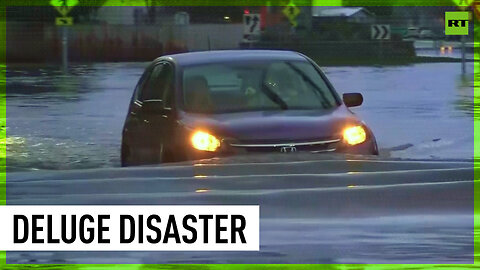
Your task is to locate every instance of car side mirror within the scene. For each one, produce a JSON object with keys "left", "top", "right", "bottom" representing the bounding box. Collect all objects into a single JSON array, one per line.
[
  {"left": 142, "top": 100, "right": 167, "bottom": 114},
  {"left": 343, "top": 93, "right": 363, "bottom": 107}
]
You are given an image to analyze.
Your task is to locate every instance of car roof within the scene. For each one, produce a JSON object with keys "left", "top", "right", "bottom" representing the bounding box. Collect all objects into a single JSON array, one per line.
[{"left": 157, "top": 50, "right": 307, "bottom": 66}]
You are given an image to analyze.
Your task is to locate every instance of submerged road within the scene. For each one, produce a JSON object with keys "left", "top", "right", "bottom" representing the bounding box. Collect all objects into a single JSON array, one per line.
[
  {"left": 6, "top": 154, "right": 476, "bottom": 264},
  {"left": 5, "top": 61, "right": 475, "bottom": 171},
  {"left": 5, "top": 60, "right": 476, "bottom": 263}
]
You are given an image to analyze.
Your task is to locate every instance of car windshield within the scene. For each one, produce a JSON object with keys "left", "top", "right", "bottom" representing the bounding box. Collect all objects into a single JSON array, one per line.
[{"left": 182, "top": 60, "right": 338, "bottom": 114}]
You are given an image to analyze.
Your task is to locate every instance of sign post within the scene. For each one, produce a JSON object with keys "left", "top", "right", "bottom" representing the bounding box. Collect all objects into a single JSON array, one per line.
[
  {"left": 370, "top": 24, "right": 391, "bottom": 59},
  {"left": 50, "top": 0, "right": 78, "bottom": 72},
  {"left": 452, "top": 0, "right": 473, "bottom": 74}
]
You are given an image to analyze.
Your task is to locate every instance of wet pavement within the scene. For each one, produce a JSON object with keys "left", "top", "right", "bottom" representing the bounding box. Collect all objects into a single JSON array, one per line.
[{"left": 5, "top": 157, "right": 476, "bottom": 264}]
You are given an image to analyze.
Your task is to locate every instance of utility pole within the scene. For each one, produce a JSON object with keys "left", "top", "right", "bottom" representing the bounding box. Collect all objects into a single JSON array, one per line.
[
  {"left": 461, "top": 35, "right": 466, "bottom": 74},
  {"left": 62, "top": 26, "right": 69, "bottom": 73}
]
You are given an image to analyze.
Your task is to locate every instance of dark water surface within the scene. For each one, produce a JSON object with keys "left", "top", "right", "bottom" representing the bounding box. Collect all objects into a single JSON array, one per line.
[{"left": 6, "top": 156, "right": 476, "bottom": 263}]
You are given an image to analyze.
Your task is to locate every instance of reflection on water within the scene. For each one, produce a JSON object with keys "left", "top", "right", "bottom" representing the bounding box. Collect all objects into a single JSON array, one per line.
[
  {"left": 474, "top": 70, "right": 480, "bottom": 121},
  {"left": 453, "top": 72, "right": 476, "bottom": 118},
  {"left": 5, "top": 157, "right": 475, "bottom": 264}
]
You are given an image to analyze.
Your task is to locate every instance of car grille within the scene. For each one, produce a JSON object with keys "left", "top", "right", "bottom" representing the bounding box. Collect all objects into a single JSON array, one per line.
[{"left": 229, "top": 138, "right": 341, "bottom": 153}]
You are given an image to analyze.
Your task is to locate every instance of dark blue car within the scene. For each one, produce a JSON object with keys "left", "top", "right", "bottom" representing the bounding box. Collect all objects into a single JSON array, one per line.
[{"left": 121, "top": 50, "right": 378, "bottom": 166}]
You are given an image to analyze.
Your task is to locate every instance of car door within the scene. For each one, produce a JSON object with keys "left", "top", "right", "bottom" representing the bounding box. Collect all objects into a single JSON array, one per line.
[
  {"left": 122, "top": 65, "right": 154, "bottom": 163},
  {"left": 139, "top": 62, "right": 176, "bottom": 163}
]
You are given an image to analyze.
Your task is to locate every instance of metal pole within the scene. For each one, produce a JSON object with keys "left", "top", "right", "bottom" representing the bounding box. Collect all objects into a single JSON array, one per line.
[
  {"left": 461, "top": 35, "right": 466, "bottom": 74},
  {"left": 62, "top": 26, "right": 68, "bottom": 73}
]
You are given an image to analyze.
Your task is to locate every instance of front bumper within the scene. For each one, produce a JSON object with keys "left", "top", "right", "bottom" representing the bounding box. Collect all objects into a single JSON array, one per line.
[{"left": 184, "top": 136, "right": 378, "bottom": 161}]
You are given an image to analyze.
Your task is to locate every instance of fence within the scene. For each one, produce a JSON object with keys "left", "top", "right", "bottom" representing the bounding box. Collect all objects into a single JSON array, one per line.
[{"left": 7, "top": 22, "right": 244, "bottom": 63}]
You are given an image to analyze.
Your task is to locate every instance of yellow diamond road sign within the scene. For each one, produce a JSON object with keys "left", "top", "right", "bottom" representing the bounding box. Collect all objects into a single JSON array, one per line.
[
  {"left": 454, "top": 0, "right": 473, "bottom": 10},
  {"left": 282, "top": 3, "right": 300, "bottom": 27},
  {"left": 50, "top": 0, "right": 79, "bottom": 16},
  {"left": 56, "top": 17, "right": 73, "bottom": 26},
  {"left": 454, "top": 0, "right": 473, "bottom": 6}
]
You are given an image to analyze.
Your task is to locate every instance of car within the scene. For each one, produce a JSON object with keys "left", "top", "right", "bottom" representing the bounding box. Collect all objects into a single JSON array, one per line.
[
  {"left": 404, "top": 27, "right": 420, "bottom": 39},
  {"left": 419, "top": 29, "right": 436, "bottom": 40},
  {"left": 121, "top": 50, "right": 378, "bottom": 166}
]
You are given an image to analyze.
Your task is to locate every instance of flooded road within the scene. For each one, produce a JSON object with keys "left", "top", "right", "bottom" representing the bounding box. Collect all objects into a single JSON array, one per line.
[
  {"left": 329, "top": 62, "right": 474, "bottom": 160},
  {"left": 5, "top": 157, "right": 476, "bottom": 264},
  {"left": 6, "top": 61, "right": 475, "bottom": 170},
  {"left": 5, "top": 61, "right": 476, "bottom": 263}
]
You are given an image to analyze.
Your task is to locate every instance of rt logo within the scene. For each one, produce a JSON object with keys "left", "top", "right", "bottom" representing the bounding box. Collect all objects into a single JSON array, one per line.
[{"left": 445, "top": 11, "right": 470, "bottom": 35}]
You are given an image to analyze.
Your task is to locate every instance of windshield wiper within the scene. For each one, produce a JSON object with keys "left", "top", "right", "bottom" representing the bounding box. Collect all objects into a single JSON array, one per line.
[
  {"left": 285, "top": 62, "right": 331, "bottom": 109},
  {"left": 261, "top": 82, "right": 288, "bottom": 110}
]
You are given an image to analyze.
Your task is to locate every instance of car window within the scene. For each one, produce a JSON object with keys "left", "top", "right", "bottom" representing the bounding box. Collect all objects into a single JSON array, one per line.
[
  {"left": 133, "top": 67, "right": 153, "bottom": 102},
  {"left": 182, "top": 60, "right": 338, "bottom": 114},
  {"left": 141, "top": 64, "right": 165, "bottom": 101},
  {"left": 141, "top": 63, "right": 174, "bottom": 104},
  {"left": 162, "top": 64, "right": 174, "bottom": 108},
  {"left": 264, "top": 62, "right": 336, "bottom": 109}
]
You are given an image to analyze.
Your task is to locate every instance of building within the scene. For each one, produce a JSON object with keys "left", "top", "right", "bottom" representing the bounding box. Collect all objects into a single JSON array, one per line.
[{"left": 312, "top": 7, "right": 375, "bottom": 24}]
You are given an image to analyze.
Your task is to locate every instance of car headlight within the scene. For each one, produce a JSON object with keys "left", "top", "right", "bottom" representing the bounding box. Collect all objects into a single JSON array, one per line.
[
  {"left": 343, "top": 126, "right": 366, "bottom": 146},
  {"left": 191, "top": 131, "right": 221, "bottom": 152}
]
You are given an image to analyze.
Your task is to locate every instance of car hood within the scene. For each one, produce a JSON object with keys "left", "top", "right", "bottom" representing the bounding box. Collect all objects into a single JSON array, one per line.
[{"left": 179, "top": 106, "right": 361, "bottom": 143}]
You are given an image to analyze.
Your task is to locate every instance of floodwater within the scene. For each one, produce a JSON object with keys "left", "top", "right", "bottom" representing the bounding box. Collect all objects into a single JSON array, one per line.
[
  {"left": 6, "top": 157, "right": 476, "bottom": 264},
  {"left": 6, "top": 60, "right": 475, "bottom": 170},
  {"left": 4, "top": 60, "right": 477, "bottom": 264}
]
